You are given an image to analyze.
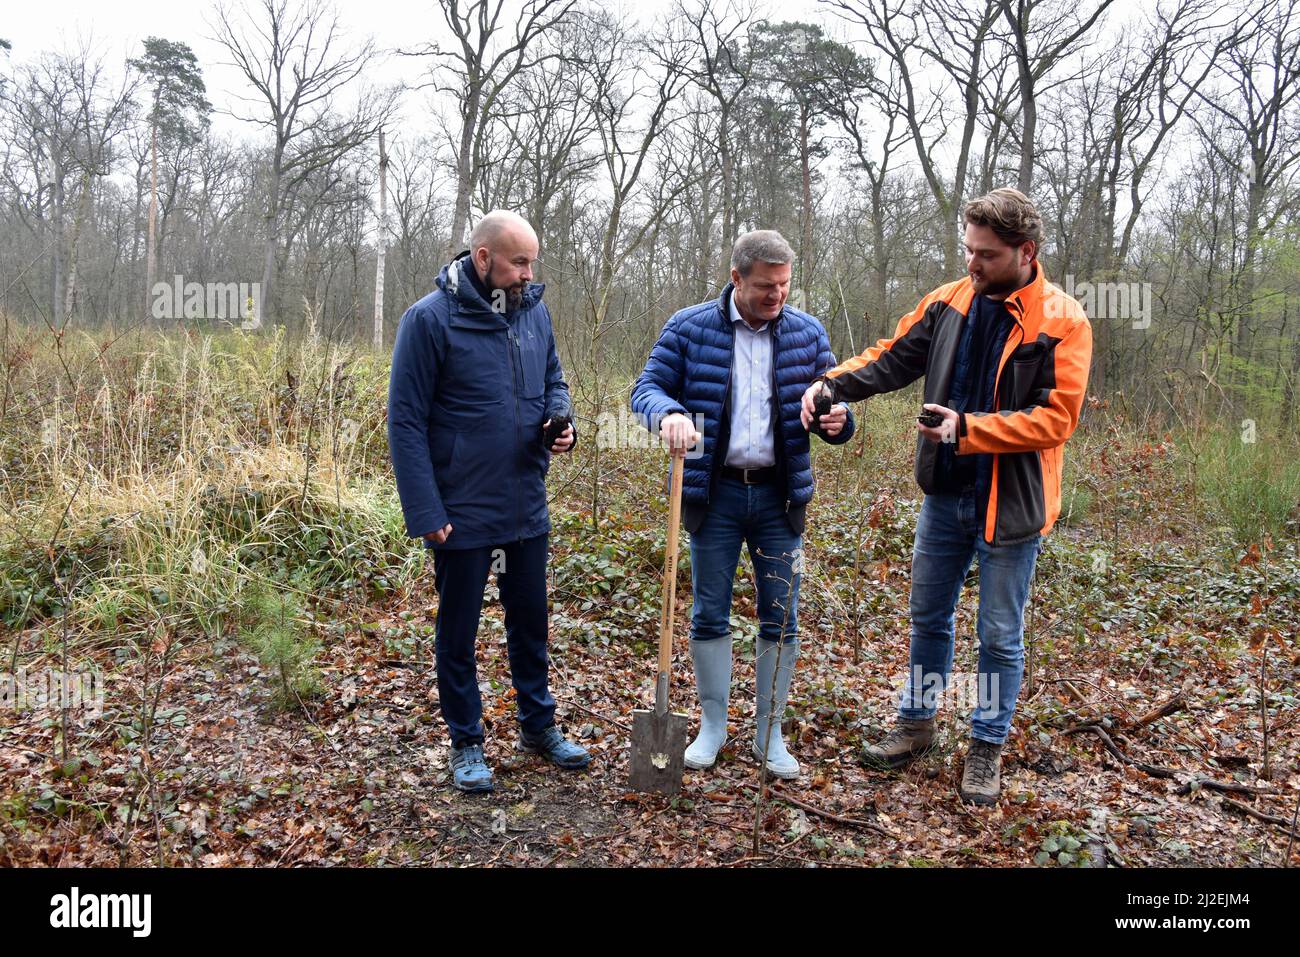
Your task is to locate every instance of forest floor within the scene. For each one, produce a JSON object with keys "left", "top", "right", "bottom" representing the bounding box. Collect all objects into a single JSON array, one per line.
[
  {"left": 2, "top": 331, "right": 1298, "bottom": 867},
  {"left": 4, "top": 446, "right": 1299, "bottom": 868}
]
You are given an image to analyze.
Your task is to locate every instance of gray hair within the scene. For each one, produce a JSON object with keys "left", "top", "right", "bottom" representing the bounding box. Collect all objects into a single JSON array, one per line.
[{"left": 730, "top": 229, "right": 795, "bottom": 277}]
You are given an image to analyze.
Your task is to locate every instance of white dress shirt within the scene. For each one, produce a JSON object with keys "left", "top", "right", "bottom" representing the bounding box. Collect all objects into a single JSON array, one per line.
[{"left": 725, "top": 293, "right": 776, "bottom": 468}]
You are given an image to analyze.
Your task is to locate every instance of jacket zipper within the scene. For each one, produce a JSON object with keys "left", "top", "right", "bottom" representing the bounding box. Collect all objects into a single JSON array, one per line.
[
  {"left": 987, "top": 306, "right": 1026, "bottom": 546},
  {"left": 508, "top": 322, "right": 523, "bottom": 542},
  {"left": 708, "top": 321, "right": 737, "bottom": 507},
  {"left": 770, "top": 323, "right": 791, "bottom": 514}
]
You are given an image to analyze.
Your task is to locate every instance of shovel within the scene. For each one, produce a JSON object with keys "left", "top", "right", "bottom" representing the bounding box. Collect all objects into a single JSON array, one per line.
[{"left": 628, "top": 447, "right": 689, "bottom": 794}]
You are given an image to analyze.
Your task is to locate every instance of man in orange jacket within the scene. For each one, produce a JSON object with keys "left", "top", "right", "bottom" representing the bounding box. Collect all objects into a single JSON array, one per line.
[{"left": 803, "top": 188, "right": 1092, "bottom": 805}]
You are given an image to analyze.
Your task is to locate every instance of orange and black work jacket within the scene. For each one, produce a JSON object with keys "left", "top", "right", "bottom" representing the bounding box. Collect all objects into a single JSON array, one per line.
[{"left": 818, "top": 265, "right": 1092, "bottom": 545}]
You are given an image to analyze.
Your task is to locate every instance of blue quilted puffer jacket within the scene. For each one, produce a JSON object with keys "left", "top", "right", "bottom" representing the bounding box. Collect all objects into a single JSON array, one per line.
[{"left": 630, "top": 284, "right": 855, "bottom": 534}]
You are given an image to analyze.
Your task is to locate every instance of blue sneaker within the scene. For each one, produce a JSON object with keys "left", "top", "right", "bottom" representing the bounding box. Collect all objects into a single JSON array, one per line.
[
  {"left": 450, "top": 744, "right": 494, "bottom": 792},
  {"left": 517, "top": 725, "right": 591, "bottom": 770}
]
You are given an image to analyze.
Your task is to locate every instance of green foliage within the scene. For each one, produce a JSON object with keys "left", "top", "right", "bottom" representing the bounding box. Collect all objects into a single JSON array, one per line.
[
  {"left": 128, "top": 37, "right": 211, "bottom": 142},
  {"left": 237, "top": 584, "right": 320, "bottom": 709},
  {"left": 1033, "top": 820, "right": 1092, "bottom": 867},
  {"left": 1193, "top": 428, "right": 1300, "bottom": 545},
  {"left": 0, "top": 328, "right": 420, "bottom": 637}
]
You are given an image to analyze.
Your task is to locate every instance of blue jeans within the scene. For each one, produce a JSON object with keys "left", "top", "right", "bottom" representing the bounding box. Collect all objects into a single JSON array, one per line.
[
  {"left": 688, "top": 477, "right": 801, "bottom": 645},
  {"left": 898, "top": 490, "right": 1041, "bottom": 744}
]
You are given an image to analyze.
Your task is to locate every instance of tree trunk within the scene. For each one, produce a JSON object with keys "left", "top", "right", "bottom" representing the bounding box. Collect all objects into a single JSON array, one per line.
[
  {"left": 260, "top": 155, "right": 281, "bottom": 328},
  {"left": 448, "top": 85, "right": 483, "bottom": 260},
  {"left": 1237, "top": 168, "right": 1266, "bottom": 358},
  {"left": 373, "top": 128, "right": 389, "bottom": 351},
  {"left": 63, "top": 171, "right": 93, "bottom": 326},
  {"left": 1015, "top": 60, "right": 1036, "bottom": 193},
  {"left": 51, "top": 153, "right": 65, "bottom": 324},
  {"left": 719, "top": 101, "right": 735, "bottom": 284},
  {"left": 871, "top": 175, "right": 889, "bottom": 323},
  {"left": 799, "top": 104, "right": 813, "bottom": 293},
  {"left": 146, "top": 121, "right": 159, "bottom": 322}
]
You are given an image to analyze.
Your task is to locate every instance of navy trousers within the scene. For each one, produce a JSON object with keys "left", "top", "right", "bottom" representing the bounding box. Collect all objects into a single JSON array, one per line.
[{"left": 431, "top": 533, "right": 556, "bottom": 747}]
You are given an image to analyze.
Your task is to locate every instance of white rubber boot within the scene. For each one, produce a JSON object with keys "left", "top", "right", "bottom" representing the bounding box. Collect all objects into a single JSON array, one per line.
[
  {"left": 684, "top": 638, "right": 732, "bottom": 769},
  {"left": 753, "top": 638, "right": 800, "bottom": 779}
]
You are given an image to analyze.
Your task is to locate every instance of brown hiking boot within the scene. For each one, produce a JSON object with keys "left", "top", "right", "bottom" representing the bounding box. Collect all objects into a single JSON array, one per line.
[
  {"left": 959, "top": 739, "right": 1003, "bottom": 806},
  {"left": 859, "top": 717, "right": 935, "bottom": 770}
]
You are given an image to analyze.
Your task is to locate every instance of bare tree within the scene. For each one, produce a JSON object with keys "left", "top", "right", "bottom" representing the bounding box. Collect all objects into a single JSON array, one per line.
[
  {"left": 372, "top": 127, "right": 389, "bottom": 350},
  {"left": 997, "top": 0, "right": 1117, "bottom": 193},
  {"left": 829, "top": 54, "right": 913, "bottom": 324},
  {"left": 1105, "top": 0, "right": 1240, "bottom": 269},
  {"left": 209, "top": 0, "right": 389, "bottom": 323},
  {"left": 825, "top": 0, "right": 1006, "bottom": 275},
  {"left": 475, "top": 15, "right": 602, "bottom": 236},
  {"left": 1194, "top": 0, "right": 1300, "bottom": 356},
  {"left": 680, "top": 0, "right": 756, "bottom": 282},
  {"left": 406, "top": 0, "right": 577, "bottom": 259},
  {"left": 573, "top": 7, "right": 697, "bottom": 526},
  {"left": 387, "top": 135, "right": 447, "bottom": 305},
  {"left": 2, "top": 47, "right": 136, "bottom": 326}
]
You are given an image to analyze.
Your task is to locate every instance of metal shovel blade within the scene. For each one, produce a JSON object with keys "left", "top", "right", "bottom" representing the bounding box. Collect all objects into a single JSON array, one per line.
[{"left": 628, "top": 705, "right": 688, "bottom": 795}]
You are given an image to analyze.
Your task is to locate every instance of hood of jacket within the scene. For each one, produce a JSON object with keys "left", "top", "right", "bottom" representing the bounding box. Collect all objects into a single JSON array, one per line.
[{"left": 434, "top": 252, "right": 545, "bottom": 330}]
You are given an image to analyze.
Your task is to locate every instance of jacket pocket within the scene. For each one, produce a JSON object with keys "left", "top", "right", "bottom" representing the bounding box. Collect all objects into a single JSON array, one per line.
[
  {"left": 1010, "top": 341, "right": 1046, "bottom": 361},
  {"left": 1009, "top": 350, "right": 1047, "bottom": 408},
  {"left": 515, "top": 325, "right": 547, "bottom": 398}
]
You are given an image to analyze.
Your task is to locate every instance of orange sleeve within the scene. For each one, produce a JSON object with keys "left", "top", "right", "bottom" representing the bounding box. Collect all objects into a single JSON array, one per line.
[{"left": 821, "top": 287, "right": 948, "bottom": 402}]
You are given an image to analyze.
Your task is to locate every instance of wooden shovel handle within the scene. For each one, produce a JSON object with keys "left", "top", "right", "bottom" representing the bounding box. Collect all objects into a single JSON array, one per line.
[{"left": 658, "top": 448, "right": 685, "bottom": 683}]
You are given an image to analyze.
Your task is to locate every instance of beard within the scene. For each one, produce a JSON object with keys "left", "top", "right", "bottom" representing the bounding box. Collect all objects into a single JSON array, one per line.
[
  {"left": 485, "top": 254, "right": 526, "bottom": 313},
  {"left": 972, "top": 274, "right": 1016, "bottom": 297},
  {"left": 971, "top": 268, "right": 1027, "bottom": 298},
  {"left": 971, "top": 260, "right": 1035, "bottom": 298}
]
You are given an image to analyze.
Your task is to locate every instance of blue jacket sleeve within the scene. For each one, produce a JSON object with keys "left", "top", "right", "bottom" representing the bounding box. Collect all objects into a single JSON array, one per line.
[
  {"left": 542, "top": 309, "right": 577, "bottom": 450},
  {"left": 387, "top": 304, "right": 449, "bottom": 538},
  {"left": 630, "top": 312, "right": 690, "bottom": 431},
  {"left": 816, "top": 328, "right": 856, "bottom": 446}
]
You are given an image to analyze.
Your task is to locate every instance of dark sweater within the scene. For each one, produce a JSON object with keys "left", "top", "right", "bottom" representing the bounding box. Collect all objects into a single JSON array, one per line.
[{"left": 933, "top": 293, "right": 1014, "bottom": 503}]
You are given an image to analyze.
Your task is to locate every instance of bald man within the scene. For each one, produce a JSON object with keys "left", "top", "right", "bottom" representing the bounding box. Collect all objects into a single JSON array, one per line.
[{"left": 388, "top": 210, "right": 589, "bottom": 793}]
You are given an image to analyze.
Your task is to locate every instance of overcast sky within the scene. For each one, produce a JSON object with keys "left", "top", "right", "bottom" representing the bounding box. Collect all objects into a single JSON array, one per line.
[
  {"left": 6, "top": 0, "right": 451, "bottom": 136},
  {"left": 4, "top": 0, "right": 836, "bottom": 138},
  {"left": 4, "top": 0, "right": 1152, "bottom": 217}
]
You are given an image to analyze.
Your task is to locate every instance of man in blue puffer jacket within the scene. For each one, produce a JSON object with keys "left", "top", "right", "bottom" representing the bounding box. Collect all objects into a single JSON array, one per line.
[
  {"left": 388, "top": 210, "right": 589, "bottom": 793},
  {"left": 631, "top": 230, "right": 855, "bottom": 779}
]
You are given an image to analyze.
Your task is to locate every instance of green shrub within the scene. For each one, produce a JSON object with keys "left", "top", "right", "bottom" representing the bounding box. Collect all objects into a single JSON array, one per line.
[
  {"left": 1194, "top": 428, "right": 1300, "bottom": 545},
  {"left": 237, "top": 584, "right": 321, "bottom": 709}
]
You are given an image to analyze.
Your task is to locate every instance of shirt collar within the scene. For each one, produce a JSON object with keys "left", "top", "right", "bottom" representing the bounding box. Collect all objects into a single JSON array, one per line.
[{"left": 729, "top": 293, "right": 770, "bottom": 331}]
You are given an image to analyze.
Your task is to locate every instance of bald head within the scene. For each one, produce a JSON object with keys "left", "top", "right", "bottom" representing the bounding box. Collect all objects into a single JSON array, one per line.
[
  {"left": 468, "top": 210, "right": 540, "bottom": 313},
  {"left": 469, "top": 210, "right": 537, "bottom": 256}
]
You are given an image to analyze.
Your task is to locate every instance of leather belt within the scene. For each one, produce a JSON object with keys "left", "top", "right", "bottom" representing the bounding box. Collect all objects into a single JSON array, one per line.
[{"left": 721, "top": 465, "right": 779, "bottom": 485}]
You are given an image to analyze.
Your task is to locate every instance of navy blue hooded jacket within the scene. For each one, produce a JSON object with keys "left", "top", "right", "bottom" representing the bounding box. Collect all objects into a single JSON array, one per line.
[
  {"left": 387, "top": 253, "right": 573, "bottom": 549},
  {"left": 630, "top": 284, "right": 855, "bottom": 535}
]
